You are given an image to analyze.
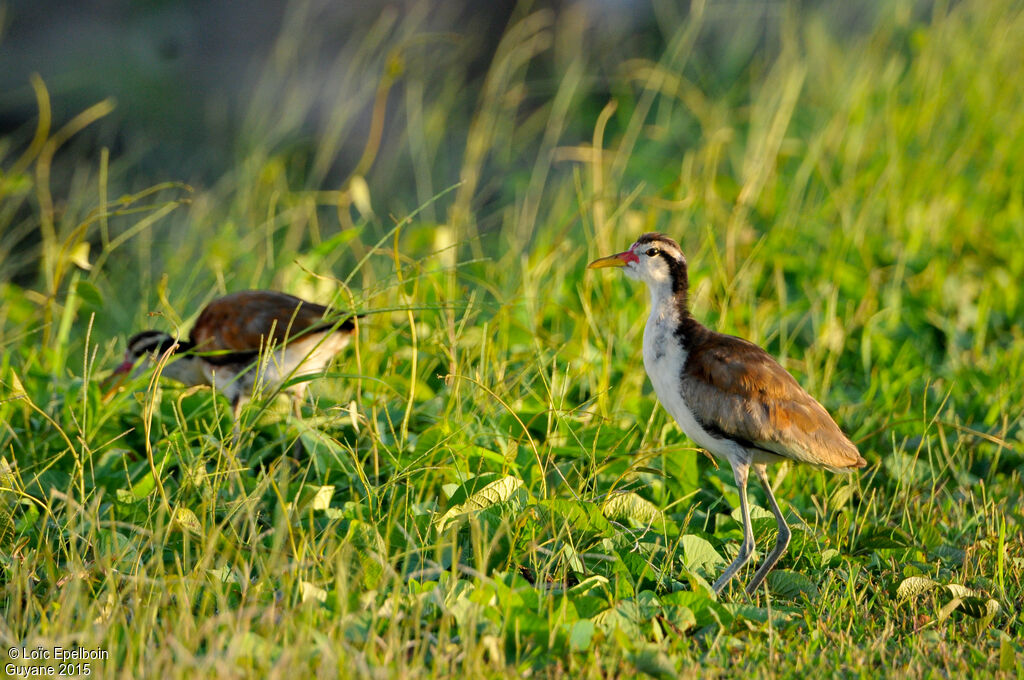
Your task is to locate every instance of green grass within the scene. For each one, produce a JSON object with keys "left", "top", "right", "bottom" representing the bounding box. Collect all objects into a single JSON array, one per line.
[{"left": 2, "top": 0, "right": 1023, "bottom": 677}]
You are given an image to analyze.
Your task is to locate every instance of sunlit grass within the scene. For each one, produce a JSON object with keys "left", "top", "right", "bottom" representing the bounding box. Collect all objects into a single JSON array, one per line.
[{"left": 1, "top": 0, "right": 1022, "bottom": 677}]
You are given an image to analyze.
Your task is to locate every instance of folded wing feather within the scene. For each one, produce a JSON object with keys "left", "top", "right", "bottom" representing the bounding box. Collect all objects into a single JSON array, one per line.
[{"left": 681, "top": 331, "right": 865, "bottom": 471}]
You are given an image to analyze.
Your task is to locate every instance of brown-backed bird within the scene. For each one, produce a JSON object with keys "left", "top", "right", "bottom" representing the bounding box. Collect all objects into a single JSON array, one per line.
[
  {"left": 114, "top": 290, "right": 356, "bottom": 418},
  {"left": 589, "top": 233, "right": 865, "bottom": 595}
]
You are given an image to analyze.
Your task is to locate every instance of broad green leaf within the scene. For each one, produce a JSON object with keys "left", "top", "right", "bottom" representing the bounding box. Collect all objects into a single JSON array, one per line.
[
  {"left": 294, "top": 484, "right": 334, "bottom": 512},
  {"left": 819, "top": 548, "right": 840, "bottom": 568},
  {"left": 434, "top": 475, "right": 525, "bottom": 531},
  {"left": 0, "top": 458, "right": 17, "bottom": 489},
  {"left": 208, "top": 566, "right": 236, "bottom": 584},
  {"left": 943, "top": 583, "right": 978, "bottom": 599},
  {"left": 766, "top": 570, "right": 819, "bottom": 600},
  {"left": 896, "top": 578, "right": 1000, "bottom": 624},
  {"left": 722, "top": 603, "right": 796, "bottom": 626},
  {"left": 957, "top": 596, "right": 1000, "bottom": 621},
  {"left": 679, "top": 535, "right": 726, "bottom": 573},
  {"left": 602, "top": 492, "right": 661, "bottom": 525},
  {"left": 170, "top": 507, "right": 202, "bottom": 535},
  {"left": 98, "top": 529, "right": 137, "bottom": 568},
  {"left": 463, "top": 445, "right": 512, "bottom": 467},
  {"left": 855, "top": 524, "right": 912, "bottom": 552},
  {"left": 829, "top": 482, "right": 856, "bottom": 508},
  {"left": 593, "top": 600, "right": 645, "bottom": 639},
  {"left": 531, "top": 499, "right": 616, "bottom": 542},
  {"left": 999, "top": 634, "right": 1015, "bottom": 671},
  {"left": 663, "top": 448, "right": 700, "bottom": 494},
  {"left": 116, "top": 471, "right": 156, "bottom": 504},
  {"left": 346, "top": 520, "right": 387, "bottom": 554},
  {"left": 914, "top": 523, "right": 944, "bottom": 549},
  {"left": 630, "top": 646, "right": 677, "bottom": 680},
  {"left": 660, "top": 604, "right": 696, "bottom": 634},
  {"left": 446, "top": 472, "right": 501, "bottom": 505},
  {"left": 930, "top": 544, "right": 966, "bottom": 565},
  {"left": 567, "top": 619, "right": 595, "bottom": 652},
  {"left": 730, "top": 504, "right": 775, "bottom": 522},
  {"left": 294, "top": 422, "right": 356, "bottom": 476},
  {"left": 896, "top": 576, "right": 940, "bottom": 600},
  {"left": 616, "top": 550, "right": 659, "bottom": 583}
]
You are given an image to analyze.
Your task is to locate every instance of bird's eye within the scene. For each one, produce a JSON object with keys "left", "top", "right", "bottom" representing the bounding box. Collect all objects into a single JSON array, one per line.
[{"left": 645, "top": 248, "right": 660, "bottom": 257}]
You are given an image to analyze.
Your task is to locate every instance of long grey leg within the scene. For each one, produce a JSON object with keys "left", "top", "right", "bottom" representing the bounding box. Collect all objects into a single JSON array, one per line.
[
  {"left": 712, "top": 461, "right": 755, "bottom": 594},
  {"left": 745, "top": 463, "right": 792, "bottom": 595}
]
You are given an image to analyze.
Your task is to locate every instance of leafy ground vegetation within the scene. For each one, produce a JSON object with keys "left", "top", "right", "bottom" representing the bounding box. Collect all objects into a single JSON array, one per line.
[{"left": 1, "top": 0, "right": 1023, "bottom": 677}]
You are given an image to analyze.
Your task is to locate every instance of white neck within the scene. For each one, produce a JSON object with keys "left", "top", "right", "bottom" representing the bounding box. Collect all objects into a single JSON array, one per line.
[{"left": 646, "top": 280, "right": 678, "bottom": 325}]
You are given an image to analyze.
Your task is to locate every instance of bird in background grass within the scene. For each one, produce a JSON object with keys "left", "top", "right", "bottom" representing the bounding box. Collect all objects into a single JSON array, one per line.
[
  {"left": 112, "top": 290, "right": 357, "bottom": 419},
  {"left": 589, "top": 233, "right": 865, "bottom": 595}
]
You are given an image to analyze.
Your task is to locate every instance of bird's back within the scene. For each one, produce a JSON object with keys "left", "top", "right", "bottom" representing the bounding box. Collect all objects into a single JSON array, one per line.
[
  {"left": 677, "top": 320, "right": 864, "bottom": 471},
  {"left": 186, "top": 290, "right": 356, "bottom": 394},
  {"left": 190, "top": 290, "right": 353, "bottom": 357}
]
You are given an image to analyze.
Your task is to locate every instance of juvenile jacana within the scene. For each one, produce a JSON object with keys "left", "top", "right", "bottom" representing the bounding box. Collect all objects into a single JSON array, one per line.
[
  {"left": 114, "top": 290, "right": 357, "bottom": 418},
  {"left": 589, "top": 233, "right": 865, "bottom": 595}
]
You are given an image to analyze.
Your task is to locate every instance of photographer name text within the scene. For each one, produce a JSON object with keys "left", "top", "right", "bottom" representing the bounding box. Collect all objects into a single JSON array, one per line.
[{"left": 6, "top": 646, "right": 107, "bottom": 677}]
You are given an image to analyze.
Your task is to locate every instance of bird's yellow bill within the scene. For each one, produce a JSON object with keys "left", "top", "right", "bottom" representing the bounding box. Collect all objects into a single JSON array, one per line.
[{"left": 587, "top": 252, "right": 632, "bottom": 269}]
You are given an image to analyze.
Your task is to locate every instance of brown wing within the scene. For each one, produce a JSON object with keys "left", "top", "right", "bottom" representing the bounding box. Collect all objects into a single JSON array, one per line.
[
  {"left": 189, "top": 290, "right": 353, "bottom": 354},
  {"left": 681, "top": 329, "right": 865, "bottom": 471}
]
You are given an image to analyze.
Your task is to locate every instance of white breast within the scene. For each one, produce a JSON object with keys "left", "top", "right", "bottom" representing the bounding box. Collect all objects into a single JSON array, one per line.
[
  {"left": 263, "top": 331, "right": 351, "bottom": 384},
  {"left": 642, "top": 308, "right": 745, "bottom": 463},
  {"left": 199, "top": 330, "right": 351, "bottom": 402}
]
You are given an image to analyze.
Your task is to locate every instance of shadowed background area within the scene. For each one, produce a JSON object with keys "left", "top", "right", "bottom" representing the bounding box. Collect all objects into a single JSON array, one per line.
[
  {"left": 1, "top": 0, "right": 654, "bottom": 180},
  {"left": 0, "top": 1, "right": 883, "bottom": 175},
  {"left": 0, "top": 0, "right": 889, "bottom": 285}
]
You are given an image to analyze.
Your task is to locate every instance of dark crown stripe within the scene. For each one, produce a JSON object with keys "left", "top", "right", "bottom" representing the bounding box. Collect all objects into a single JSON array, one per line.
[
  {"left": 128, "top": 330, "right": 192, "bottom": 357},
  {"left": 129, "top": 331, "right": 172, "bottom": 354},
  {"left": 158, "top": 336, "right": 188, "bottom": 354},
  {"left": 635, "top": 232, "right": 669, "bottom": 244},
  {"left": 128, "top": 330, "right": 166, "bottom": 347}
]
